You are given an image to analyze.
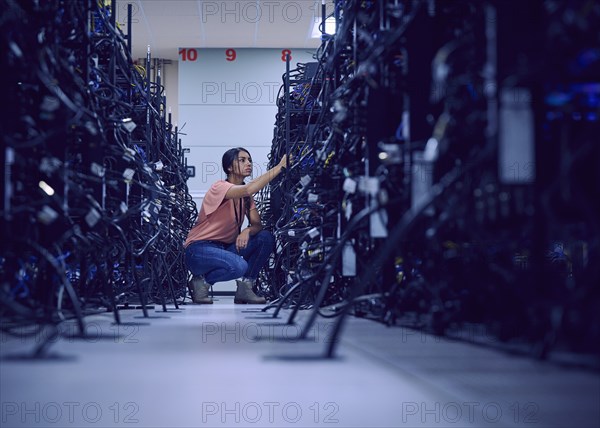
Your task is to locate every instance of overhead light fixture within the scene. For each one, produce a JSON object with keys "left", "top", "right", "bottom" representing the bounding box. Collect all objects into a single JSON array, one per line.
[
  {"left": 39, "top": 180, "right": 55, "bottom": 196},
  {"left": 311, "top": 16, "right": 336, "bottom": 38}
]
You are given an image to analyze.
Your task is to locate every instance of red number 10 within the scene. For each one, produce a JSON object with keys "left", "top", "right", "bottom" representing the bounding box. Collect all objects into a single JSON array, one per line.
[{"left": 179, "top": 48, "right": 197, "bottom": 61}]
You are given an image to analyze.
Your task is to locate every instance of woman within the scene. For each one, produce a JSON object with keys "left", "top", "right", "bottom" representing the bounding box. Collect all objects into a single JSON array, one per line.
[{"left": 184, "top": 147, "right": 289, "bottom": 304}]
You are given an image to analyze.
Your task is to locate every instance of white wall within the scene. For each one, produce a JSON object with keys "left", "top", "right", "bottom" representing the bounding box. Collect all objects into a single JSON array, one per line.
[
  {"left": 178, "top": 48, "right": 315, "bottom": 206},
  {"left": 164, "top": 60, "right": 179, "bottom": 129}
]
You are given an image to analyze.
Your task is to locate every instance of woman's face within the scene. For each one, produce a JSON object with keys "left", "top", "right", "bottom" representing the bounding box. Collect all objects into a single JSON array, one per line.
[{"left": 230, "top": 150, "right": 253, "bottom": 177}]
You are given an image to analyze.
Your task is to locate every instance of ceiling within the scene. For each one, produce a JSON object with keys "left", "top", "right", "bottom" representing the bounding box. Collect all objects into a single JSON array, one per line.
[{"left": 118, "top": 0, "right": 323, "bottom": 61}]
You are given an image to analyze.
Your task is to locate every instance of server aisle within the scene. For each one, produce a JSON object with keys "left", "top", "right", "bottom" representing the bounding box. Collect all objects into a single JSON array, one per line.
[{"left": 2, "top": 1, "right": 599, "bottom": 428}]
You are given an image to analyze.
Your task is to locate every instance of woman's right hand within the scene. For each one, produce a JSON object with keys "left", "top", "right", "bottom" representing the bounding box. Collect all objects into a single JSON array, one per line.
[{"left": 278, "top": 154, "right": 293, "bottom": 168}]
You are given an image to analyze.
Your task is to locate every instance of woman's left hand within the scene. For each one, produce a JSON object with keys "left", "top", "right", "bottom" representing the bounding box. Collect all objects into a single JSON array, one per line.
[{"left": 236, "top": 228, "right": 251, "bottom": 252}]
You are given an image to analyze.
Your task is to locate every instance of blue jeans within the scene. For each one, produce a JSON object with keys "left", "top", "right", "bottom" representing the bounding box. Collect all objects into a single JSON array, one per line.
[{"left": 185, "top": 230, "right": 274, "bottom": 285}]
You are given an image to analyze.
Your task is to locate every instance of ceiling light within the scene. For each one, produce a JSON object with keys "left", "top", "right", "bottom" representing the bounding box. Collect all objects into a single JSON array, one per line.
[{"left": 39, "top": 181, "right": 55, "bottom": 196}]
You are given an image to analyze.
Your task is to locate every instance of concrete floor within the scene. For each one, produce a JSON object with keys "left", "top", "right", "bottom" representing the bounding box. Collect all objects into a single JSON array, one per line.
[{"left": 1, "top": 297, "right": 598, "bottom": 428}]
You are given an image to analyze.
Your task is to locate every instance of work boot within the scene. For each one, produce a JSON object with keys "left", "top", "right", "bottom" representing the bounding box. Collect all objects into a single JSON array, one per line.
[
  {"left": 191, "top": 276, "right": 213, "bottom": 304},
  {"left": 234, "top": 279, "right": 266, "bottom": 304}
]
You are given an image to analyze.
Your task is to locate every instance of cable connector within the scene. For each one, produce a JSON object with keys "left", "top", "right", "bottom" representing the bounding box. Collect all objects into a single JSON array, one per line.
[
  {"left": 358, "top": 177, "right": 379, "bottom": 195},
  {"left": 123, "top": 168, "right": 135, "bottom": 182},
  {"left": 85, "top": 207, "right": 101, "bottom": 227},
  {"left": 308, "top": 227, "right": 320, "bottom": 239},
  {"left": 121, "top": 118, "right": 137, "bottom": 133},
  {"left": 300, "top": 175, "right": 312, "bottom": 187},
  {"left": 343, "top": 177, "right": 357, "bottom": 194},
  {"left": 37, "top": 206, "right": 58, "bottom": 225},
  {"left": 90, "top": 162, "right": 105, "bottom": 177},
  {"left": 122, "top": 147, "right": 136, "bottom": 162}
]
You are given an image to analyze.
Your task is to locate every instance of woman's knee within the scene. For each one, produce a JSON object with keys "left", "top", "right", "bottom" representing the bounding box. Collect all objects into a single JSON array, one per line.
[{"left": 232, "top": 257, "right": 248, "bottom": 278}]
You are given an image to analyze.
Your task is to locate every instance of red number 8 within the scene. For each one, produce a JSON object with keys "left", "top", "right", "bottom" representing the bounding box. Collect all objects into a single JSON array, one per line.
[{"left": 281, "top": 49, "right": 292, "bottom": 62}]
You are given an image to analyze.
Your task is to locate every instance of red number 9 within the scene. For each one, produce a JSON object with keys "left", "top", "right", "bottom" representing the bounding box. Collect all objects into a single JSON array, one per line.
[
  {"left": 281, "top": 49, "right": 292, "bottom": 62},
  {"left": 226, "top": 49, "right": 236, "bottom": 61}
]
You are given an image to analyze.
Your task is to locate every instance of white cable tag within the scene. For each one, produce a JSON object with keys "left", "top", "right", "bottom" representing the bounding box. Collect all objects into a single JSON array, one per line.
[
  {"left": 37, "top": 206, "right": 58, "bottom": 225},
  {"left": 343, "top": 178, "right": 357, "bottom": 194},
  {"left": 123, "top": 168, "right": 135, "bottom": 182},
  {"left": 90, "top": 162, "right": 105, "bottom": 177},
  {"left": 85, "top": 208, "right": 101, "bottom": 227}
]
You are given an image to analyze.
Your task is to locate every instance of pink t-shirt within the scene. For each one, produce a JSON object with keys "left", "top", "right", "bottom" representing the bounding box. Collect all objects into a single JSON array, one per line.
[{"left": 185, "top": 180, "right": 256, "bottom": 246}]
